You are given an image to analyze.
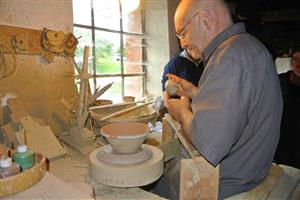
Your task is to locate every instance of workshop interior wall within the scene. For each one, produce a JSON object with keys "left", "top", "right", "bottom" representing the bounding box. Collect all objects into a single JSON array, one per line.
[
  {"left": 144, "top": 0, "right": 179, "bottom": 97},
  {"left": 0, "top": 0, "right": 76, "bottom": 135},
  {"left": 0, "top": 0, "right": 178, "bottom": 133}
]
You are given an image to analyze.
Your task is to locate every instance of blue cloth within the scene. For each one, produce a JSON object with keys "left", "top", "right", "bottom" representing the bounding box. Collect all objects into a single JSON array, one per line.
[{"left": 161, "top": 53, "right": 203, "bottom": 91}]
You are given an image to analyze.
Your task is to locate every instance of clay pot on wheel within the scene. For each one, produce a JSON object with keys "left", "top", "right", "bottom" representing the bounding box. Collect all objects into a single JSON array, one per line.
[{"left": 100, "top": 122, "right": 150, "bottom": 154}]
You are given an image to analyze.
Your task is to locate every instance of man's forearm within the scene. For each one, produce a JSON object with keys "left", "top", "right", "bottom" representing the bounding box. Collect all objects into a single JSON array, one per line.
[{"left": 180, "top": 110, "right": 193, "bottom": 141}]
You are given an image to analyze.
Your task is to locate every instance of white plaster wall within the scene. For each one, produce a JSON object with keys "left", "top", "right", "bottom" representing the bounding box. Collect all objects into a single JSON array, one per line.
[
  {"left": 0, "top": 0, "right": 75, "bottom": 134},
  {"left": 0, "top": 0, "right": 73, "bottom": 32},
  {"left": 167, "top": 0, "right": 181, "bottom": 58},
  {"left": 144, "top": 0, "right": 171, "bottom": 97}
]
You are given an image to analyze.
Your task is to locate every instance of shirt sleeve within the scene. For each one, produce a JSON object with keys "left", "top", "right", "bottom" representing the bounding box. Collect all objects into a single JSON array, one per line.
[{"left": 189, "top": 57, "right": 252, "bottom": 167}]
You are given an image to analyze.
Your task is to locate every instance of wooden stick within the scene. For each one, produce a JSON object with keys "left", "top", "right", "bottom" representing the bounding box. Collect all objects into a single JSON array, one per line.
[
  {"left": 100, "top": 101, "right": 154, "bottom": 121},
  {"left": 89, "top": 100, "right": 144, "bottom": 111},
  {"left": 165, "top": 116, "right": 200, "bottom": 159},
  {"left": 77, "top": 46, "right": 89, "bottom": 128},
  {"left": 83, "top": 82, "right": 113, "bottom": 108},
  {"left": 24, "top": 129, "right": 27, "bottom": 146}
]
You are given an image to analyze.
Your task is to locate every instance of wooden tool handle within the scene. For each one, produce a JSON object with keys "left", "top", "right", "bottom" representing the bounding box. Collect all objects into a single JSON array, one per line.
[{"left": 100, "top": 101, "right": 154, "bottom": 121}]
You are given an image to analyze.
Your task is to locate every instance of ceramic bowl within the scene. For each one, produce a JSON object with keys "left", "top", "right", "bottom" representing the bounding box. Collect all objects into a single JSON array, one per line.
[{"left": 100, "top": 122, "right": 150, "bottom": 154}]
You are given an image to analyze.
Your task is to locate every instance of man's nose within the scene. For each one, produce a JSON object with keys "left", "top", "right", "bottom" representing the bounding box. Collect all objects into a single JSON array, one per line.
[{"left": 180, "top": 39, "right": 187, "bottom": 48}]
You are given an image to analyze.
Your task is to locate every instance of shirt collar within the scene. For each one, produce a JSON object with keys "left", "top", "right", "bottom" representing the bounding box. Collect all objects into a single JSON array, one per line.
[
  {"left": 180, "top": 49, "right": 202, "bottom": 65},
  {"left": 203, "top": 22, "right": 246, "bottom": 64}
]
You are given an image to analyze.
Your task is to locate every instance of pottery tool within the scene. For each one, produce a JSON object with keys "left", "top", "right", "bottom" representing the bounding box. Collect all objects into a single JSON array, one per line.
[{"left": 100, "top": 101, "right": 154, "bottom": 121}]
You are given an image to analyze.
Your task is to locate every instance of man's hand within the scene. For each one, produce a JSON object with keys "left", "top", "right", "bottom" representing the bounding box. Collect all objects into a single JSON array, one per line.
[
  {"left": 166, "top": 73, "right": 198, "bottom": 99},
  {"left": 167, "top": 96, "right": 191, "bottom": 123}
]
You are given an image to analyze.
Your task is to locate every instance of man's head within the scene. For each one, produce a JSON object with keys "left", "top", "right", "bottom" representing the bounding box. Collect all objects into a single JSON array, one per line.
[
  {"left": 291, "top": 49, "right": 300, "bottom": 76},
  {"left": 174, "top": 0, "right": 233, "bottom": 60}
]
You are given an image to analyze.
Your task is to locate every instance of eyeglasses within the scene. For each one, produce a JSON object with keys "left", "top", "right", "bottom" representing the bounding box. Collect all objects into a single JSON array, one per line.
[{"left": 176, "top": 12, "right": 200, "bottom": 40}]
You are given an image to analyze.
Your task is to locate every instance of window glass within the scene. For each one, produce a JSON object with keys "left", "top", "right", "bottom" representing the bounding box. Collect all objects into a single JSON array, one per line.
[
  {"left": 95, "top": 30, "right": 121, "bottom": 74},
  {"left": 73, "top": 0, "right": 145, "bottom": 101},
  {"left": 124, "top": 76, "right": 143, "bottom": 99},
  {"left": 73, "top": 27, "right": 93, "bottom": 73},
  {"left": 73, "top": 0, "right": 91, "bottom": 26},
  {"left": 95, "top": 77, "right": 122, "bottom": 103},
  {"left": 94, "top": 0, "right": 120, "bottom": 31}
]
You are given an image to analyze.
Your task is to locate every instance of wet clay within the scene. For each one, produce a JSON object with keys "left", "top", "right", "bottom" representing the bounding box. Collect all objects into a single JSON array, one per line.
[{"left": 101, "top": 122, "right": 149, "bottom": 137}]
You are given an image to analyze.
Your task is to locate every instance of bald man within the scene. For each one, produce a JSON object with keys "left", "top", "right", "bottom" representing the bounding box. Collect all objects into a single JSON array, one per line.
[{"left": 155, "top": 0, "right": 283, "bottom": 199}]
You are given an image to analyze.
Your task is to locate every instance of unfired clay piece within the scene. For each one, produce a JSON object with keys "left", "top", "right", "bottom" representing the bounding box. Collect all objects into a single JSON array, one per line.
[
  {"left": 101, "top": 122, "right": 150, "bottom": 154},
  {"left": 97, "top": 144, "right": 153, "bottom": 165},
  {"left": 165, "top": 79, "right": 179, "bottom": 96},
  {"left": 89, "top": 144, "right": 163, "bottom": 187}
]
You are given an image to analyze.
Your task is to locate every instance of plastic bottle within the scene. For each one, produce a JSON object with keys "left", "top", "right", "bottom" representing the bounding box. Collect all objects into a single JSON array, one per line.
[
  {"left": 13, "top": 145, "right": 35, "bottom": 171},
  {"left": 0, "top": 157, "right": 21, "bottom": 178}
]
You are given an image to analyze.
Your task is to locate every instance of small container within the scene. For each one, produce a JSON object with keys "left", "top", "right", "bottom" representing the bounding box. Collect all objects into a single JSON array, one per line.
[
  {"left": 13, "top": 145, "right": 35, "bottom": 171},
  {"left": 0, "top": 157, "right": 21, "bottom": 178},
  {"left": 165, "top": 79, "right": 180, "bottom": 96}
]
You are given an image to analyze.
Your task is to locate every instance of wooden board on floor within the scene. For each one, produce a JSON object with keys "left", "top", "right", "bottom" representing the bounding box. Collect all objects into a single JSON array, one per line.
[
  {"left": 86, "top": 175, "right": 166, "bottom": 200},
  {"left": 180, "top": 157, "right": 219, "bottom": 200},
  {"left": 19, "top": 116, "right": 66, "bottom": 160},
  {"left": 1, "top": 172, "right": 94, "bottom": 200}
]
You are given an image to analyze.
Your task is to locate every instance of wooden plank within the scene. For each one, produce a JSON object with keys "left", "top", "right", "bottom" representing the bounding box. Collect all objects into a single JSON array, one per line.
[
  {"left": 100, "top": 101, "right": 153, "bottom": 121},
  {"left": 89, "top": 101, "right": 140, "bottom": 111},
  {"left": 86, "top": 175, "right": 166, "bottom": 200},
  {"left": 180, "top": 157, "right": 219, "bottom": 200},
  {"left": 0, "top": 25, "right": 42, "bottom": 55},
  {"left": 1, "top": 172, "right": 94, "bottom": 200},
  {"left": 19, "top": 117, "right": 66, "bottom": 160},
  {"left": 76, "top": 46, "right": 89, "bottom": 128}
]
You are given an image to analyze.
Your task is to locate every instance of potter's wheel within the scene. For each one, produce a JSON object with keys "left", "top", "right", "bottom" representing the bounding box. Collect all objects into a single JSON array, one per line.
[
  {"left": 97, "top": 145, "right": 153, "bottom": 165},
  {"left": 89, "top": 144, "right": 164, "bottom": 187}
]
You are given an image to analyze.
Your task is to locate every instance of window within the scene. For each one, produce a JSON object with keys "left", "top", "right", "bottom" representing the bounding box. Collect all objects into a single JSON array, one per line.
[{"left": 73, "top": 0, "right": 145, "bottom": 103}]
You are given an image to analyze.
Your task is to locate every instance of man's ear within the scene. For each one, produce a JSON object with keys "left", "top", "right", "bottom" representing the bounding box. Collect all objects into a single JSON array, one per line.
[{"left": 199, "top": 10, "right": 213, "bottom": 31}]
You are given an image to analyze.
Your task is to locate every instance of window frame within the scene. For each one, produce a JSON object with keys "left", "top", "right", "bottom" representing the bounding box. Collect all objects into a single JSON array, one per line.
[{"left": 73, "top": 0, "right": 146, "bottom": 99}]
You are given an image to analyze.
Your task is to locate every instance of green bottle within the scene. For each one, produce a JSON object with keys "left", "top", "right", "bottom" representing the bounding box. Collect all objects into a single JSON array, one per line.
[{"left": 13, "top": 145, "right": 35, "bottom": 171}]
